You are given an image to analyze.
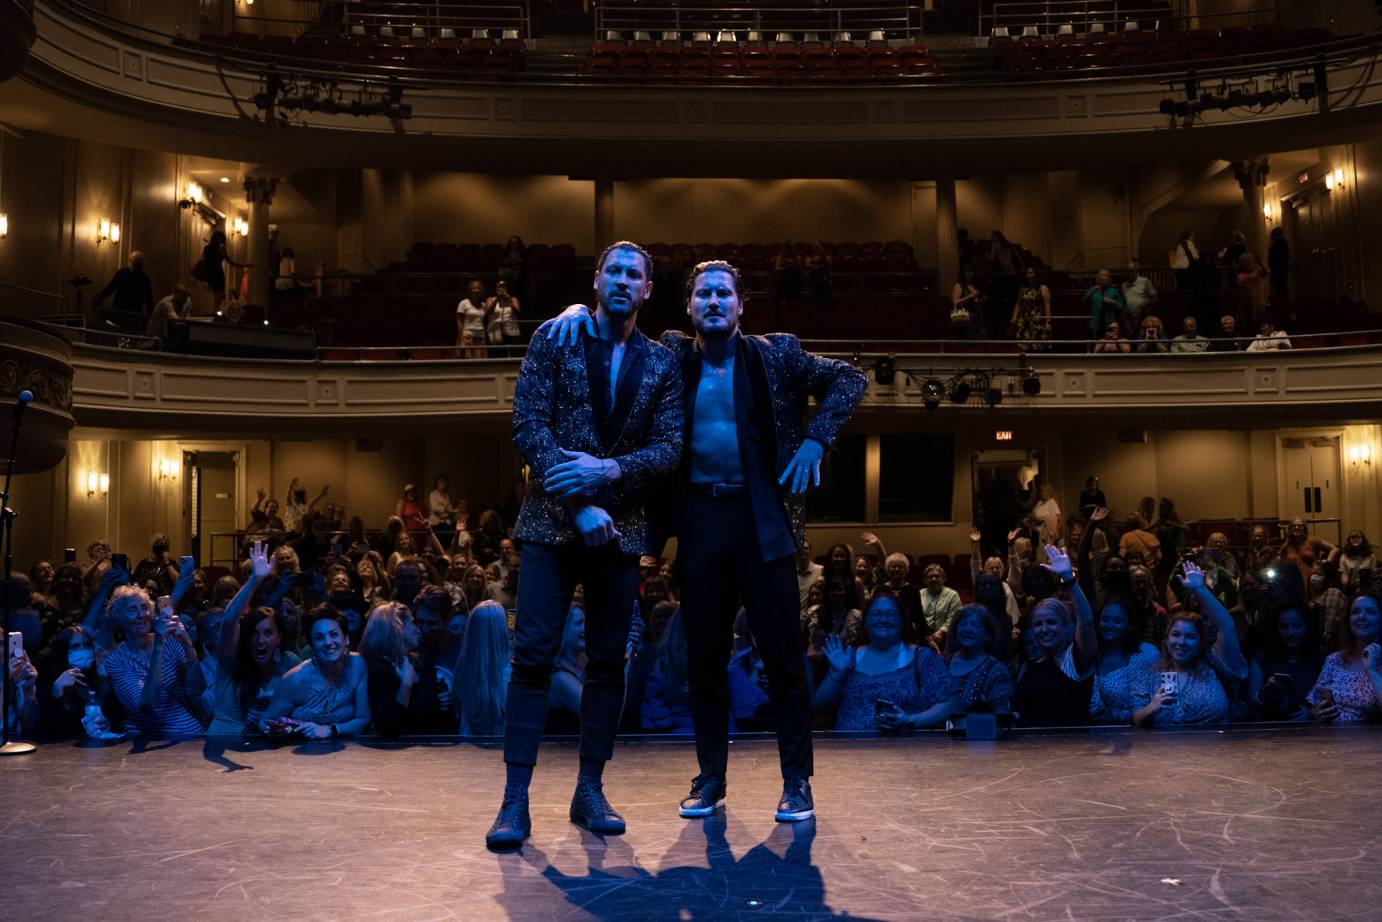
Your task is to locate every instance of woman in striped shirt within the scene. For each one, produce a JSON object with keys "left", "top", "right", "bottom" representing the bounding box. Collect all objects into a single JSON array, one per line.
[{"left": 103, "top": 585, "right": 205, "bottom": 736}]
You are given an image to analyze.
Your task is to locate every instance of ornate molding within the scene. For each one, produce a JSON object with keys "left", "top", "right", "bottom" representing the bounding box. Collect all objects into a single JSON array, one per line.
[
  {"left": 65, "top": 341, "right": 1382, "bottom": 433},
  {"left": 18, "top": 2, "right": 1382, "bottom": 177},
  {"left": 0, "top": 316, "right": 76, "bottom": 472}
]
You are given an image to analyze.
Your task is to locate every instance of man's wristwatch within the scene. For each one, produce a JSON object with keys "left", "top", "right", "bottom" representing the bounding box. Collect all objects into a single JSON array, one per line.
[{"left": 1058, "top": 573, "right": 1077, "bottom": 588}]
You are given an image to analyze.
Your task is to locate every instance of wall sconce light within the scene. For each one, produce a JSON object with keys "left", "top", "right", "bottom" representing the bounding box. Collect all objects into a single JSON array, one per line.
[
  {"left": 157, "top": 458, "right": 178, "bottom": 480},
  {"left": 1262, "top": 202, "right": 1273, "bottom": 222},
  {"left": 1348, "top": 443, "right": 1373, "bottom": 466},
  {"left": 1333, "top": 166, "right": 1345, "bottom": 188},
  {"left": 179, "top": 181, "right": 204, "bottom": 209},
  {"left": 97, "top": 217, "right": 112, "bottom": 245},
  {"left": 0, "top": 213, "right": 8, "bottom": 239},
  {"left": 85, "top": 471, "right": 110, "bottom": 498},
  {"left": 233, "top": 217, "right": 249, "bottom": 238}
]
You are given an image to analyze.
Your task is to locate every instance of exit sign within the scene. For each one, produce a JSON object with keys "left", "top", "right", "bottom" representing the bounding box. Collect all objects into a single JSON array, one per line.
[{"left": 995, "top": 431, "right": 1014, "bottom": 441}]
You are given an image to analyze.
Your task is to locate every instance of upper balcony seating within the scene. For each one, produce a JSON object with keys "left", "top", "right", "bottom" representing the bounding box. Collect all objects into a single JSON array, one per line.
[
  {"left": 581, "top": 32, "right": 941, "bottom": 80},
  {"left": 189, "top": 26, "right": 526, "bottom": 75},
  {"left": 991, "top": 24, "right": 1336, "bottom": 74}
]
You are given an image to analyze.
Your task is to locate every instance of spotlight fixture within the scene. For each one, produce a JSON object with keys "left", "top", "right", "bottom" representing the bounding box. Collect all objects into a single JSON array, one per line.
[
  {"left": 874, "top": 356, "right": 896, "bottom": 386},
  {"left": 1022, "top": 373, "right": 1041, "bottom": 397},
  {"left": 0, "top": 212, "right": 7, "bottom": 239},
  {"left": 949, "top": 380, "right": 971, "bottom": 405},
  {"left": 984, "top": 384, "right": 1004, "bottom": 407},
  {"left": 921, "top": 377, "right": 944, "bottom": 412}
]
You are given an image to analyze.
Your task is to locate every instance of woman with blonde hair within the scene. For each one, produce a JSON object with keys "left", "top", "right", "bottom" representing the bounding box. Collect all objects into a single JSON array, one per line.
[
  {"left": 456, "top": 601, "right": 511, "bottom": 736},
  {"left": 361, "top": 601, "right": 449, "bottom": 737}
]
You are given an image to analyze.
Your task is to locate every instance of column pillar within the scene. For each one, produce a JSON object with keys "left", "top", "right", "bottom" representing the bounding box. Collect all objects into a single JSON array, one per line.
[
  {"left": 935, "top": 177, "right": 959, "bottom": 295},
  {"left": 594, "top": 178, "right": 615, "bottom": 253},
  {"left": 1233, "top": 158, "right": 1269, "bottom": 262},
  {"left": 244, "top": 176, "right": 279, "bottom": 311}
]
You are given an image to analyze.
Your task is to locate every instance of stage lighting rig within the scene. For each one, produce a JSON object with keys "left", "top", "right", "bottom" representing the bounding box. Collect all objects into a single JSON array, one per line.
[
  {"left": 1158, "top": 67, "right": 1322, "bottom": 127},
  {"left": 921, "top": 377, "right": 944, "bottom": 412},
  {"left": 253, "top": 71, "right": 413, "bottom": 127},
  {"left": 874, "top": 356, "right": 896, "bottom": 386}
]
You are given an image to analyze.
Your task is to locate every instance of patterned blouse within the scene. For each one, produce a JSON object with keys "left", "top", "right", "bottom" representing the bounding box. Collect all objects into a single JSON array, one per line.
[
  {"left": 950, "top": 654, "right": 1014, "bottom": 714},
  {"left": 1127, "top": 652, "right": 1248, "bottom": 726},
  {"left": 834, "top": 646, "right": 959, "bottom": 731},
  {"left": 1307, "top": 652, "right": 1382, "bottom": 721},
  {"left": 1090, "top": 643, "right": 1161, "bottom": 723}
]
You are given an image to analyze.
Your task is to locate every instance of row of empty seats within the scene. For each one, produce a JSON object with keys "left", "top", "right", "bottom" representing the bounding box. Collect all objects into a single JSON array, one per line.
[
  {"left": 583, "top": 38, "right": 940, "bottom": 79},
  {"left": 645, "top": 240, "right": 916, "bottom": 270},
  {"left": 992, "top": 24, "right": 1335, "bottom": 73},
  {"left": 186, "top": 28, "right": 525, "bottom": 73},
  {"left": 597, "top": 29, "right": 907, "bottom": 48}
]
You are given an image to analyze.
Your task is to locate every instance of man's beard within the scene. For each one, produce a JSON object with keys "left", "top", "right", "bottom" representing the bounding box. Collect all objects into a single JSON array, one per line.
[{"left": 696, "top": 316, "right": 738, "bottom": 341}]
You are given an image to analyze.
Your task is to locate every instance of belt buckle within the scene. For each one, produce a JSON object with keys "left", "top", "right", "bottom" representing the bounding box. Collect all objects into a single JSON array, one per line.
[
  {"left": 712, "top": 483, "right": 729, "bottom": 497},
  {"left": 712, "top": 483, "right": 741, "bottom": 497}
]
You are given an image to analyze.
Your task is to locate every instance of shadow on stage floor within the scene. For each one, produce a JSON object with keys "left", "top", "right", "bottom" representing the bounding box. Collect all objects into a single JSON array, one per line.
[{"left": 4, "top": 726, "right": 1381, "bottom": 921}]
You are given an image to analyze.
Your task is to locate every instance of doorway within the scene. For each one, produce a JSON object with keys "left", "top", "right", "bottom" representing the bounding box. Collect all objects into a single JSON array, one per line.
[
  {"left": 1286, "top": 185, "right": 1337, "bottom": 301},
  {"left": 1279, "top": 435, "right": 1341, "bottom": 543},
  {"left": 185, "top": 451, "right": 239, "bottom": 568},
  {"left": 972, "top": 447, "right": 1043, "bottom": 558}
]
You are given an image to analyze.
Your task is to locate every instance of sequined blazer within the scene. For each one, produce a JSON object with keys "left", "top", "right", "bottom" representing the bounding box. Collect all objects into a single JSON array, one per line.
[
  {"left": 658, "top": 330, "right": 868, "bottom": 553},
  {"left": 511, "top": 328, "right": 683, "bottom": 556}
]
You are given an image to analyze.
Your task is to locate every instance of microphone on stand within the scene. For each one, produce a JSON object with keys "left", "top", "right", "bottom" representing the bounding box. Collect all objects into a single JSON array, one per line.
[{"left": 11, "top": 390, "right": 32, "bottom": 422}]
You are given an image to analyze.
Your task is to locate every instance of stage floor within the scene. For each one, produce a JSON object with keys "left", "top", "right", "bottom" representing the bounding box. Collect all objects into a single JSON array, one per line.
[{"left": 3, "top": 726, "right": 1380, "bottom": 921}]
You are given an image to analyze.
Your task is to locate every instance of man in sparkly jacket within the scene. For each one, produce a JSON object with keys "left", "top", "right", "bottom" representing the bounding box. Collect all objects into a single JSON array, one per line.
[
  {"left": 545, "top": 260, "right": 867, "bottom": 823},
  {"left": 486, "top": 241, "right": 683, "bottom": 850}
]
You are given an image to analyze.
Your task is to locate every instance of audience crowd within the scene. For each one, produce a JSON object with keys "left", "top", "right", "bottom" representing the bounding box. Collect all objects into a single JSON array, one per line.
[
  {"left": 5, "top": 472, "right": 1378, "bottom": 743},
  {"left": 947, "top": 226, "right": 1303, "bottom": 352}
]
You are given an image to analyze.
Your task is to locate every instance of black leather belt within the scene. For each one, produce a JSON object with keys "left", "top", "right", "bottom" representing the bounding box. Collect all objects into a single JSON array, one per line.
[{"left": 685, "top": 482, "right": 748, "bottom": 497}]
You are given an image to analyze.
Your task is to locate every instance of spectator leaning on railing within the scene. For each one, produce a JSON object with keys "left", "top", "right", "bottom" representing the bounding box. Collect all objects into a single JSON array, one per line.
[
  {"left": 1083, "top": 269, "right": 1124, "bottom": 339},
  {"left": 1169, "top": 316, "right": 1211, "bottom": 353},
  {"left": 1246, "top": 318, "right": 1292, "bottom": 351},
  {"left": 1208, "top": 314, "right": 1242, "bottom": 352}
]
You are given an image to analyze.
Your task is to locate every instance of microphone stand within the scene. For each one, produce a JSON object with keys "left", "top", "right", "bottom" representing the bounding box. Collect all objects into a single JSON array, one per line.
[{"left": 1, "top": 392, "right": 37, "bottom": 755}]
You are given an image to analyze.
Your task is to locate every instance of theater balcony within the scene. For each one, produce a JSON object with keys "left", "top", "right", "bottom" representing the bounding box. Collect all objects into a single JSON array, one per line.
[
  {"left": 58, "top": 325, "right": 1382, "bottom": 433},
  {"left": 9, "top": 0, "right": 1382, "bottom": 176}
]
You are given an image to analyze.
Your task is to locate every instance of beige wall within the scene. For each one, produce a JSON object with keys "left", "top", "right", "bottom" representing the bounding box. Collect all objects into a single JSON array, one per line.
[
  {"left": 10, "top": 421, "right": 1380, "bottom": 569},
  {"left": 0, "top": 132, "right": 69, "bottom": 315},
  {"left": 615, "top": 178, "right": 913, "bottom": 245},
  {"left": 0, "top": 131, "right": 254, "bottom": 319},
  {"left": 407, "top": 173, "right": 1109, "bottom": 265},
  {"left": 412, "top": 174, "right": 596, "bottom": 251}
]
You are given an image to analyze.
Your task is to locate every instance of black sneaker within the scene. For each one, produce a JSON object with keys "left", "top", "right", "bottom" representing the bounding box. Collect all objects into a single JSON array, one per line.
[
  {"left": 678, "top": 775, "right": 727, "bottom": 818},
  {"left": 569, "top": 779, "right": 626, "bottom": 835},
  {"left": 774, "top": 777, "right": 814, "bottom": 822},
  {"left": 485, "top": 784, "right": 531, "bottom": 850}
]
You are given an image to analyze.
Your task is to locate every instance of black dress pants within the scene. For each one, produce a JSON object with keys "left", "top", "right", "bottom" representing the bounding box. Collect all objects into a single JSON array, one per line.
[
  {"left": 678, "top": 493, "right": 813, "bottom": 782},
  {"left": 503, "top": 541, "right": 638, "bottom": 767}
]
